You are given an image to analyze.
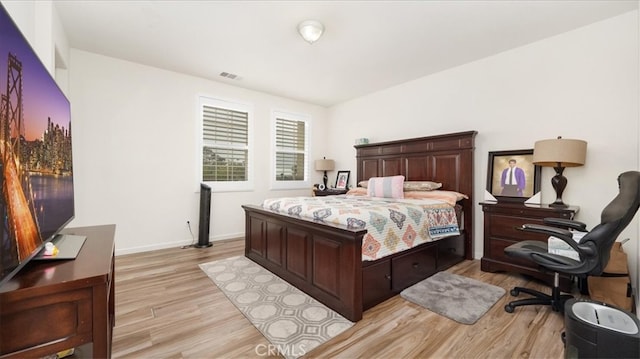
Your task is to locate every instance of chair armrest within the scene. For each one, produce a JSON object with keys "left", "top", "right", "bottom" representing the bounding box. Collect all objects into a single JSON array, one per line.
[
  {"left": 543, "top": 217, "right": 588, "bottom": 232},
  {"left": 520, "top": 223, "right": 597, "bottom": 259},
  {"left": 520, "top": 223, "right": 573, "bottom": 239}
]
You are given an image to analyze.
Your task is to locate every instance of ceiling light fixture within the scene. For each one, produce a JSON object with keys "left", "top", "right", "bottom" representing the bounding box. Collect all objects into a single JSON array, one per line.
[{"left": 297, "top": 20, "right": 324, "bottom": 44}]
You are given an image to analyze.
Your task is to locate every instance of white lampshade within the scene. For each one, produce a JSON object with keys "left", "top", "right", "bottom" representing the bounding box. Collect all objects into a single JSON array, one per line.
[
  {"left": 533, "top": 137, "right": 587, "bottom": 167},
  {"left": 314, "top": 158, "right": 334, "bottom": 171},
  {"left": 298, "top": 20, "right": 324, "bottom": 44}
]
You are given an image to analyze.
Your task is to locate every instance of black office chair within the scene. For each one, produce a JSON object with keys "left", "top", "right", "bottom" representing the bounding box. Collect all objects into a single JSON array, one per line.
[{"left": 503, "top": 171, "right": 640, "bottom": 313}]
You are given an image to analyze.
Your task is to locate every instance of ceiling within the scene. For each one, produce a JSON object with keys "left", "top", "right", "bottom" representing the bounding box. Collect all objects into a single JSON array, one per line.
[{"left": 54, "top": 1, "right": 638, "bottom": 107}]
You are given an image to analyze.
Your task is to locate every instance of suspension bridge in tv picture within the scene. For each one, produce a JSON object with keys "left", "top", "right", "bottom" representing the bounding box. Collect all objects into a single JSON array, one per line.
[{"left": 1, "top": 53, "right": 42, "bottom": 262}]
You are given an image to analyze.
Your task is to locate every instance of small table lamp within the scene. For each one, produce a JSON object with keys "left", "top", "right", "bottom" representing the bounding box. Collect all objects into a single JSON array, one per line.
[
  {"left": 533, "top": 136, "right": 587, "bottom": 207},
  {"left": 314, "top": 157, "right": 335, "bottom": 189}
]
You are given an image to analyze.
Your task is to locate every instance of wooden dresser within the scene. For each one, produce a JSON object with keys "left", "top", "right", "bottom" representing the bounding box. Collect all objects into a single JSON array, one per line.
[
  {"left": 480, "top": 202, "right": 578, "bottom": 291},
  {"left": 0, "top": 225, "right": 116, "bottom": 359}
]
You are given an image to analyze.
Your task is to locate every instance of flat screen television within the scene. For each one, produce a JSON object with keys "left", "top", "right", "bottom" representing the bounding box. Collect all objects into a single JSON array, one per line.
[{"left": 0, "top": 4, "right": 74, "bottom": 287}]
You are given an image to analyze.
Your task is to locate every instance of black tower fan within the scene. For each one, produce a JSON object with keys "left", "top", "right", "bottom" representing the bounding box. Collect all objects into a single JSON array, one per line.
[{"left": 196, "top": 183, "right": 213, "bottom": 248}]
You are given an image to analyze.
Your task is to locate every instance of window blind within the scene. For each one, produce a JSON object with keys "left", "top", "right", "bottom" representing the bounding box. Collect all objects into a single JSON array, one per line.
[
  {"left": 202, "top": 105, "right": 248, "bottom": 182},
  {"left": 275, "top": 118, "right": 306, "bottom": 181}
]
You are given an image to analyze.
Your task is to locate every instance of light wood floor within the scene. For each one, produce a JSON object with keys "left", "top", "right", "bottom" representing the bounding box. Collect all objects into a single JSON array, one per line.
[{"left": 112, "top": 239, "right": 574, "bottom": 358}]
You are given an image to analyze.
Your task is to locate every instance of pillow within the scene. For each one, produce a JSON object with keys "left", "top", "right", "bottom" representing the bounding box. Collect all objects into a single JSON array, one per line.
[
  {"left": 403, "top": 190, "right": 468, "bottom": 206},
  {"left": 360, "top": 180, "right": 442, "bottom": 191},
  {"left": 367, "top": 176, "right": 405, "bottom": 199},
  {"left": 403, "top": 181, "right": 442, "bottom": 191},
  {"left": 346, "top": 187, "right": 368, "bottom": 196}
]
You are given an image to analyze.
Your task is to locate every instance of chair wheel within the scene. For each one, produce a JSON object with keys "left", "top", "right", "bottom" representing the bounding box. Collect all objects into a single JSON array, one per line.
[
  {"left": 505, "top": 304, "right": 514, "bottom": 313},
  {"left": 510, "top": 288, "right": 519, "bottom": 296}
]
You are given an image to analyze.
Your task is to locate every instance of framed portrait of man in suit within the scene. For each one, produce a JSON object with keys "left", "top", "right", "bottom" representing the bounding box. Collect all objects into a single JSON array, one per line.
[{"left": 487, "top": 149, "right": 541, "bottom": 202}]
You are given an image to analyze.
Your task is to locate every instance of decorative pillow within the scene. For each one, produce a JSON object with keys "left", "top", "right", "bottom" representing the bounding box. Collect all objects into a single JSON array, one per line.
[
  {"left": 346, "top": 187, "right": 368, "bottom": 196},
  {"left": 361, "top": 180, "right": 442, "bottom": 191},
  {"left": 403, "top": 181, "right": 442, "bottom": 191},
  {"left": 367, "top": 176, "right": 405, "bottom": 199},
  {"left": 403, "top": 190, "right": 468, "bottom": 206}
]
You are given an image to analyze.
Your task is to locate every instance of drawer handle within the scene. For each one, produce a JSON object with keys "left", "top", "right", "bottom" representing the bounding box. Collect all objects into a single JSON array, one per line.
[
  {"left": 385, "top": 274, "right": 391, "bottom": 280},
  {"left": 412, "top": 262, "right": 419, "bottom": 269}
]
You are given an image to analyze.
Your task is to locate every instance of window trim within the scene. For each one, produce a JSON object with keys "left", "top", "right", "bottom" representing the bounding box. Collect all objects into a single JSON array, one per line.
[
  {"left": 198, "top": 95, "right": 254, "bottom": 192},
  {"left": 270, "top": 110, "right": 312, "bottom": 190}
]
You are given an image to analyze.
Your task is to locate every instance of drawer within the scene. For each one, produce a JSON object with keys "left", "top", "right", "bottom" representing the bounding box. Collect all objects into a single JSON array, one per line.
[
  {"left": 488, "top": 214, "right": 549, "bottom": 242},
  {"left": 362, "top": 259, "right": 391, "bottom": 310},
  {"left": 391, "top": 245, "right": 437, "bottom": 292},
  {"left": 486, "top": 237, "right": 540, "bottom": 269},
  {"left": 437, "top": 234, "right": 465, "bottom": 270},
  {"left": 483, "top": 204, "right": 576, "bottom": 219}
]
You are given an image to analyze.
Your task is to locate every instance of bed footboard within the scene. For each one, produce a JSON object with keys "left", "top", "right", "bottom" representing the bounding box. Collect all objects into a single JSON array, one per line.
[
  {"left": 242, "top": 204, "right": 466, "bottom": 322},
  {"left": 243, "top": 204, "right": 367, "bottom": 322}
]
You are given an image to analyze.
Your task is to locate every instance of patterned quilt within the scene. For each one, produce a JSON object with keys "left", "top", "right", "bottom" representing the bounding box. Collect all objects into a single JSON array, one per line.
[{"left": 261, "top": 195, "right": 460, "bottom": 261}]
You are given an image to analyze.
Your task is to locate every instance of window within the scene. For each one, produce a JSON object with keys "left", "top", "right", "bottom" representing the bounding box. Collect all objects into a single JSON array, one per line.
[
  {"left": 199, "top": 96, "right": 253, "bottom": 191},
  {"left": 271, "top": 111, "right": 310, "bottom": 189}
]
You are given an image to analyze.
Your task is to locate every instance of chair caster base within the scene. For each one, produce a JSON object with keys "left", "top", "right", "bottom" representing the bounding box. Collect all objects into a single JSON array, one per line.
[{"left": 504, "top": 285, "right": 573, "bottom": 313}]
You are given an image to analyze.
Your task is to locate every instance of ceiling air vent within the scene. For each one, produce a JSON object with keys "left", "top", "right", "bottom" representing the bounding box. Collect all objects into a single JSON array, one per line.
[{"left": 219, "top": 72, "right": 239, "bottom": 80}]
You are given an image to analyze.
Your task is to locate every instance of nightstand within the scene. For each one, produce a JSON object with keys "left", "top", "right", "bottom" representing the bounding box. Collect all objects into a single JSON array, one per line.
[
  {"left": 480, "top": 201, "right": 579, "bottom": 292},
  {"left": 313, "top": 188, "right": 349, "bottom": 196}
]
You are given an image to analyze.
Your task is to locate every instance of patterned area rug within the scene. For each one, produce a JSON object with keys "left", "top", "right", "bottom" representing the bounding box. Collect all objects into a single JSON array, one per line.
[
  {"left": 199, "top": 256, "right": 353, "bottom": 359},
  {"left": 400, "top": 271, "right": 505, "bottom": 325}
]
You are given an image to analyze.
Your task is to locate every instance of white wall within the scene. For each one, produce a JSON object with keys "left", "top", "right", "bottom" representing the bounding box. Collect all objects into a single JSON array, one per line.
[
  {"left": 4, "top": 0, "right": 69, "bottom": 92},
  {"left": 2, "top": 1, "right": 35, "bottom": 57},
  {"left": 327, "top": 12, "right": 639, "bottom": 285},
  {"left": 8, "top": 1, "right": 640, "bottom": 308},
  {"left": 67, "top": 50, "right": 329, "bottom": 254}
]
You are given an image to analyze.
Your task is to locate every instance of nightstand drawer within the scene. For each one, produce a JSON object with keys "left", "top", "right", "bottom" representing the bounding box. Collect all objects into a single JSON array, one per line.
[
  {"left": 488, "top": 214, "right": 548, "bottom": 242},
  {"left": 480, "top": 202, "right": 579, "bottom": 289}
]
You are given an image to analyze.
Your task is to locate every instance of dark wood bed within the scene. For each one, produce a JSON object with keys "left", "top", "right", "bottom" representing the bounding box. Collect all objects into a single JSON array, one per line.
[{"left": 242, "top": 131, "right": 476, "bottom": 322}]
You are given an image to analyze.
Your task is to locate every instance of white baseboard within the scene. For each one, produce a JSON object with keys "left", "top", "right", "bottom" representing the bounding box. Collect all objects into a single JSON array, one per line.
[{"left": 115, "top": 232, "right": 244, "bottom": 256}]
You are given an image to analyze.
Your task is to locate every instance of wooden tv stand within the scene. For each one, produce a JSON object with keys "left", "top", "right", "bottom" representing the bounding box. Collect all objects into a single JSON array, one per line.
[{"left": 0, "top": 225, "right": 115, "bottom": 359}]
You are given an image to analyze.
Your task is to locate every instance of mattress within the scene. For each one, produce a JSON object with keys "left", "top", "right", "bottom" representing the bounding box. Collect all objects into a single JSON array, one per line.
[{"left": 261, "top": 195, "right": 460, "bottom": 261}]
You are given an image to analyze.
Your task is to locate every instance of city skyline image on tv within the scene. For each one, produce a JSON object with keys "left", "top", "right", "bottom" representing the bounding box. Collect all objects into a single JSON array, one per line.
[{"left": 0, "top": 4, "right": 74, "bottom": 286}]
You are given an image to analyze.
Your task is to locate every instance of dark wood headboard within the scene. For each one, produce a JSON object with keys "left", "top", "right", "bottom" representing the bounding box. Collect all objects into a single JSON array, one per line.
[{"left": 354, "top": 131, "right": 477, "bottom": 259}]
